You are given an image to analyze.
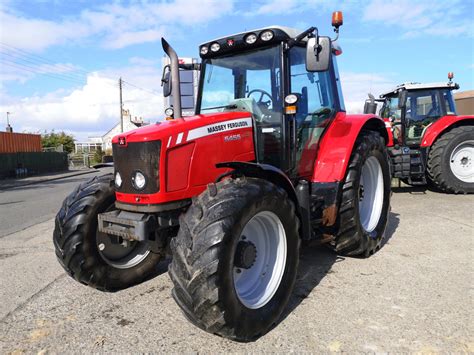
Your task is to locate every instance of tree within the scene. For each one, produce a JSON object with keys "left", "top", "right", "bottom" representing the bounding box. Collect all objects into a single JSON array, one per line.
[
  {"left": 93, "top": 146, "right": 105, "bottom": 164},
  {"left": 41, "top": 131, "right": 75, "bottom": 154}
]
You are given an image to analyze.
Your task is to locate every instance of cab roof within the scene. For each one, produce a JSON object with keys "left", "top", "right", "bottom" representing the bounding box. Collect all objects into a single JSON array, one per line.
[
  {"left": 380, "top": 81, "right": 459, "bottom": 98},
  {"left": 200, "top": 26, "right": 302, "bottom": 47},
  {"left": 200, "top": 25, "right": 342, "bottom": 56}
]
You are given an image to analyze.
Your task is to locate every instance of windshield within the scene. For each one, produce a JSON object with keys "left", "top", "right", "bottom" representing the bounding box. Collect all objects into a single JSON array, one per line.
[
  {"left": 380, "top": 96, "right": 401, "bottom": 120},
  {"left": 199, "top": 46, "right": 282, "bottom": 123}
]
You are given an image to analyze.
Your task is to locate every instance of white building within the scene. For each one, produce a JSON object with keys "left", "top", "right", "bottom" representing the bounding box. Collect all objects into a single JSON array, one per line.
[
  {"left": 101, "top": 109, "right": 148, "bottom": 152},
  {"left": 74, "top": 109, "right": 148, "bottom": 153}
]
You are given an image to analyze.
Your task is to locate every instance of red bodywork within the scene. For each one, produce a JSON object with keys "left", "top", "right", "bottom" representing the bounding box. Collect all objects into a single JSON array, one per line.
[
  {"left": 113, "top": 112, "right": 255, "bottom": 205},
  {"left": 420, "top": 115, "right": 474, "bottom": 147},
  {"left": 113, "top": 111, "right": 386, "bottom": 205},
  {"left": 383, "top": 115, "right": 474, "bottom": 148},
  {"left": 383, "top": 118, "right": 395, "bottom": 147},
  {"left": 311, "top": 113, "right": 386, "bottom": 182}
]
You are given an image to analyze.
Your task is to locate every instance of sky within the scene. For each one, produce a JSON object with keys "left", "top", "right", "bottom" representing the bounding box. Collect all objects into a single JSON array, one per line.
[{"left": 0, "top": 0, "right": 473, "bottom": 142}]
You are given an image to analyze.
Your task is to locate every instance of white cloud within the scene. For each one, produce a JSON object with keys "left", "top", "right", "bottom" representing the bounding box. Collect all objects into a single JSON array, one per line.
[
  {"left": 0, "top": 55, "right": 83, "bottom": 85},
  {"left": 104, "top": 29, "right": 165, "bottom": 49},
  {"left": 0, "top": 0, "right": 235, "bottom": 52},
  {"left": 0, "top": 59, "right": 164, "bottom": 141},
  {"left": 363, "top": 0, "right": 473, "bottom": 38},
  {"left": 340, "top": 72, "right": 395, "bottom": 114}
]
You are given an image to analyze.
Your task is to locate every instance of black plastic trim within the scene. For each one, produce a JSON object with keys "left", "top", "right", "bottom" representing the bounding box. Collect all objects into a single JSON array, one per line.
[{"left": 116, "top": 199, "right": 191, "bottom": 213}]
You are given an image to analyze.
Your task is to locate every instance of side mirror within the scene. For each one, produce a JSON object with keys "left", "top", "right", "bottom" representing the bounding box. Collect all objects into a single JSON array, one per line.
[
  {"left": 306, "top": 36, "right": 331, "bottom": 72},
  {"left": 364, "top": 101, "right": 377, "bottom": 114},
  {"left": 161, "top": 65, "right": 172, "bottom": 97},
  {"left": 398, "top": 90, "right": 407, "bottom": 109},
  {"left": 363, "top": 93, "right": 377, "bottom": 114}
]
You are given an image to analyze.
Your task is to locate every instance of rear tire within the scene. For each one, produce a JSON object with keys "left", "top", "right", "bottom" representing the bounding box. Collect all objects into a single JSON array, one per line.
[
  {"left": 335, "top": 130, "right": 391, "bottom": 257},
  {"left": 53, "top": 174, "right": 163, "bottom": 291},
  {"left": 426, "top": 126, "right": 474, "bottom": 194},
  {"left": 169, "top": 177, "right": 300, "bottom": 342}
]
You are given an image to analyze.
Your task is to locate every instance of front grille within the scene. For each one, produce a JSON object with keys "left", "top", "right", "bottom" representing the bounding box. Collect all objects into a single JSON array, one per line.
[{"left": 113, "top": 140, "right": 161, "bottom": 194}]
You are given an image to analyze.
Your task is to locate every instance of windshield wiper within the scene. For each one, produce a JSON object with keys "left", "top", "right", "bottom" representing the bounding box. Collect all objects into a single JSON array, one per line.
[{"left": 201, "top": 104, "right": 238, "bottom": 111}]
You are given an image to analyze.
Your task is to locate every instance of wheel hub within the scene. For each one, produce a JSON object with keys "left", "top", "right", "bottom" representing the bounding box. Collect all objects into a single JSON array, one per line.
[
  {"left": 233, "top": 211, "right": 287, "bottom": 309},
  {"left": 234, "top": 240, "right": 257, "bottom": 269},
  {"left": 449, "top": 140, "right": 474, "bottom": 183},
  {"left": 358, "top": 156, "right": 384, "bottom": 233}
]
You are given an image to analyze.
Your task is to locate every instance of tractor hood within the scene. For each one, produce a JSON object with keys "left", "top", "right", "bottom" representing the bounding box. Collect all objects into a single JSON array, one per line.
[{"left": 112, "top": 111, "right": 252, "bottom": 145}]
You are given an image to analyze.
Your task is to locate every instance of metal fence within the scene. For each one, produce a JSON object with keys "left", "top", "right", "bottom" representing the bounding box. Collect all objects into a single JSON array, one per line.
[{"left": 0, "top": 152, "right": 68, "bottom": 178}]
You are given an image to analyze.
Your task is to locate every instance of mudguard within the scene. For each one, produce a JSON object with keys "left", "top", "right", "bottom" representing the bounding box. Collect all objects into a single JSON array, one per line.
[
  {"left": 312, "top": 112, "right": 387, "bottom": 183},
  {"left": 216, "top": 161, "right": 311, "bottom": 240},
  {"left": 421, "top": 115, "right": 474, "bottom": 147},
  {"left": 216, "top": 161, "right": 297, "bottom": 204}
]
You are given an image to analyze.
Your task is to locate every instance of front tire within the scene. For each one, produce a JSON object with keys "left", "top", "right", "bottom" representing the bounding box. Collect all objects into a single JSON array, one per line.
[
  {"left": 53, "top": 174, "right": 163, "bottom": 291},
  {"left": 335, "top": 130, "right": 391, "bottom": 257},
  {"left": 169, "top": 178, "right": 300, "bottom": 342},
  {"left": 426, "top": 126, "right": 474, "bottom": 194}
]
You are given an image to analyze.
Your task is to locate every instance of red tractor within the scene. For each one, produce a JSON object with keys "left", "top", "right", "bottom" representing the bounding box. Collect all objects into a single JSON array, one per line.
[
  {"left": 364, "top": 75, "right": 473, "bottom": 193},
  {"left": 54, "top": 12, "right": 392, "bottom": 341}
]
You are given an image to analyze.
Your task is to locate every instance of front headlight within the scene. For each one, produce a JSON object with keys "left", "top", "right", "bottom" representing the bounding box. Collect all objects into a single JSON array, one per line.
[
  {"left": 210, "top": 42, "right": 220, "bottom": 52},
  {"left": 132, "top": 171, "right": 146, "bottom": 190},
  {"left": 245, "top": 33, "right": 257, "bottom": 44},
  {"left": 260, "top": 30, "right": 274, "bottom": 41},
  {"left": 200, "top": 46, "right": 208, "bottom": 55},
  {"left": 115, "top": 171, "right": 122, "bottom": 188}
]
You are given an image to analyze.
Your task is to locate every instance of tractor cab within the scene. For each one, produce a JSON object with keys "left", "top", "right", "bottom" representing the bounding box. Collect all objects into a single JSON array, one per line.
[
  {"left": 379, "top": 80, "right": 459, "bottom": 146},
  {"left": 164, "top": 26, "right": 345, "bottom": 178}
]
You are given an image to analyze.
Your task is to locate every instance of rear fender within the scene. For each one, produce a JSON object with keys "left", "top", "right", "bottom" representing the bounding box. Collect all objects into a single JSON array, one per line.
[
  {"left": 312, "top": 112, "right": 388, "bottom": 183},
  {"left": 421, "top": 115, "right": 474, "bottom": 147}
]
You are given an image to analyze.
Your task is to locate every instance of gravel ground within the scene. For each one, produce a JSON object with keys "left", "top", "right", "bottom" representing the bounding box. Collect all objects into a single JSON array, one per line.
[{"left": 0, "top": 188, "right": 472, "bottom": 353}]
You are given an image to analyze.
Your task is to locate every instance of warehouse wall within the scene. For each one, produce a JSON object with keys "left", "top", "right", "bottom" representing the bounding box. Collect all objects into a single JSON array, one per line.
[{"left": 454, "top": 90, "right": 474, "bottom": 115}]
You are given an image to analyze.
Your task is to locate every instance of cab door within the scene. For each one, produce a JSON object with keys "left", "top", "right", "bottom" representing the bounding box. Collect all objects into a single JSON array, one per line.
[{"left": 404, "top": 90, "right": 443, "bottom": 146}]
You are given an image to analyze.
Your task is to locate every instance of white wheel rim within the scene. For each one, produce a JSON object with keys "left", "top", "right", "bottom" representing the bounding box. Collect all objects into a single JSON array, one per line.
[
  {"left": 449, "top": 140, "right": 474, "bottom": 183},
  {"left": 359, "top": 156, "right": 384, "bottom": 233},
  {"left": 233, "top": 211, "right": 287, "bottom": 309}
]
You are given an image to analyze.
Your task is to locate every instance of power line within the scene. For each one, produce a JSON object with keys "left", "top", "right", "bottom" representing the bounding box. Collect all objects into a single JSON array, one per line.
[
  {"left": 1, "top": 61, "right": 88, "bottom": 86},
  {"left": 0, "top": 41, "right": 162, "bottom": 122},
  {"left": 0, "top": 42, "right": 92, "bottom": 78},
  {"left": 0, "top": 41, "right": 160, "bottom": 96},
  {"left": 122, "top": 80, "right": 161, "bottom": 97},
  {"left": 0, "top": 50, "right": 88, "bottom": 83}
]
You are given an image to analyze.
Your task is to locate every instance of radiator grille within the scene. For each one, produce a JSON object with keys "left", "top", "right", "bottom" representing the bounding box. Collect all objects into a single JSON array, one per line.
[{"left": 112, "top": 140, "right": 161, "bottom": 194}]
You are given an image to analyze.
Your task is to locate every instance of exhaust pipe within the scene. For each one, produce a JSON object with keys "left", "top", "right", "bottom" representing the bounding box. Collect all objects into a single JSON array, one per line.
[{"left": 161, "top": 38, "right": 182, "bottom": 118}]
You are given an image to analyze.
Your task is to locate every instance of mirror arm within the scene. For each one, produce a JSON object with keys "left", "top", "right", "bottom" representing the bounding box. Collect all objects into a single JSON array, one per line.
[
  {"left": 287, "top": 26, "right": 316, "bottom": 50},
  {"left": 161, "top": 64, "right": 170, "bottom": 87}
]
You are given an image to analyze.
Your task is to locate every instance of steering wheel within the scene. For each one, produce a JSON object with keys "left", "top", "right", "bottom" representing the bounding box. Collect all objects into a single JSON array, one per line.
[
  {"left": 425, "top": 107, "right": 438, "bottom": 117},
  {"left": 247, "top": 89, "right": 273, "bottom": 108}
]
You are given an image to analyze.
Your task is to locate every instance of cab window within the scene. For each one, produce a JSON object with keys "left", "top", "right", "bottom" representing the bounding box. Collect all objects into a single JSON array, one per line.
[{"left": 289, "top": 46, "right": 336, "bottom": 177}]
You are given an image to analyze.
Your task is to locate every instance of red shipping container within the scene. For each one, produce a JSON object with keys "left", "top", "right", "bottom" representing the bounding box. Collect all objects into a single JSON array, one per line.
[{"left": 0, "top": 132, "right": 42, "bottom": 153}]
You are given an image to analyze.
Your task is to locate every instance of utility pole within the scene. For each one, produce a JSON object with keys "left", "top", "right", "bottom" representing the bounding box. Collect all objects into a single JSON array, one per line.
[
  {"left": 119, "top": 78, "right": 123, "bottom": 133},
  {"left": 6, "top": 111, "right": 13, "bottom": 133}
]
